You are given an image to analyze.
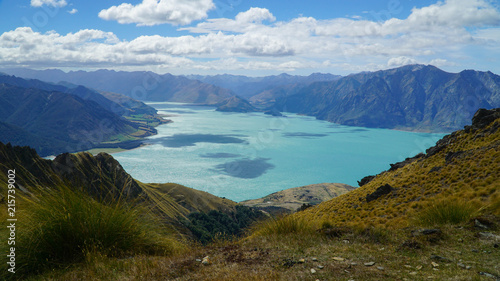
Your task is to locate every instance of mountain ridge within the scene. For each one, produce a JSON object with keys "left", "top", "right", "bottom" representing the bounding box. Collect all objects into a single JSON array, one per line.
[
  {"left": 0, "top": 142, "right": 236, "bottom": 222},
  {"left": 1, "top": 68, "right": 234, "bottom": 104},
  {"left": 0, "top": 74, "right": 170, "bottom": 156},
  {"left": 272, "top": 65, "right": 500, "bottom": 132}
]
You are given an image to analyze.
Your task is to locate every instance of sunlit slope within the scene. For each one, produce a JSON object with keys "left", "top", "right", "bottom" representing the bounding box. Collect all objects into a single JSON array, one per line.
[
  {"left": 241, "top": 183, "right": 355, "bottom": 211},
  {"left": 297, "top": 108, "right": 500, "bottom": 228},
  {"left": 139, "top": 182, "right": 236, "bottom": 220}
]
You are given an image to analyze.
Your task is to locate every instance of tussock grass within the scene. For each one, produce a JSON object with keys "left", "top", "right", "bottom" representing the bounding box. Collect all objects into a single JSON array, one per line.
[
  {"left": 1, "top": 185, "right": 179, "bottom": 280},
  {"left": 251, "top": 215, "right": 317, "bottom": 237},
  {"left": 413, "top": 199, "right": 481, "bottom": 226}
]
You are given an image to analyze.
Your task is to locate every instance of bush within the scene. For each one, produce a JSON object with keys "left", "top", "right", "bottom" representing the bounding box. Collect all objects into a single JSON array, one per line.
[
  {"left": 2, "top": 185, "right": 176, "bottom": 279},
  {"left": 414, "top": 199, "right": 480, "bottom": 226}
]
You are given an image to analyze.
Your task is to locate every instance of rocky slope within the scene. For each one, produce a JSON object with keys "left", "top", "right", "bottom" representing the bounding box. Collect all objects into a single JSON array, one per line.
[
  {"left": 296, "top": 107, "right": 500, "bottom": 227},
  {"left": 273, "top": 65, "right": 500, "bottom": 132}
]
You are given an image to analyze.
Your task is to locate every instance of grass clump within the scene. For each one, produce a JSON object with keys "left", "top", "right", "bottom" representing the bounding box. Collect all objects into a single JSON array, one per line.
[
  {"left": 3, "top": 185, "right": 178, "bottom": 279},
  {"left": 414, "top": 199, "right": 480, "bottom": 226},
  {"left": 252, "top": 215, "right": 316, "bottom": 237}
]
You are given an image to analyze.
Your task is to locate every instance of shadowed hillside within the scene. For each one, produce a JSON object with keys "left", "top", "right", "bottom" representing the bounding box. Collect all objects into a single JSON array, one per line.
[
  {"left": 273, "top": 65, "right": 500, "bottom": 132},
  {"left": 0, "top": 75, "right": 169, "bottom": 156}
]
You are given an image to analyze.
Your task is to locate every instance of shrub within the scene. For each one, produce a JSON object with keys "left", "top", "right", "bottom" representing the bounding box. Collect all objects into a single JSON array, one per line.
[
  {"left": 414, "top": 199, "right": 480, "bottom": 226},
  {"left": 2, "top": 185, "right": 176, "bottom": 279}
]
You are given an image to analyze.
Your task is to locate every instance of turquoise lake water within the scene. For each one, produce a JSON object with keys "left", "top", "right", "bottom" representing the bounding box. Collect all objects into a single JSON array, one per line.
[{"left": 113, "top": 102, "right": 445, "bottom": 202}]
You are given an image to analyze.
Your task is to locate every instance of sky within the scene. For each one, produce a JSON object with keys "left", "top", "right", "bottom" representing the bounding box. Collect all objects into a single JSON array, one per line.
[{"left": 0, "top": 0, "right": 499, "bottom": 76}]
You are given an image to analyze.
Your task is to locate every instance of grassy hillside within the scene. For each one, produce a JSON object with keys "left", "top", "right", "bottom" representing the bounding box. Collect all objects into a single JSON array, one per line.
[{"left": 295, "top": 108, "right": 500, "bottom": 228}]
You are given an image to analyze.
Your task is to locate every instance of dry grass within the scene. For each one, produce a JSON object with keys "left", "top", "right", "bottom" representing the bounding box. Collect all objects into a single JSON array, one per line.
[
  {"left": 295, "top": 120, "right": 500, "bottom": 229},
  {"left": 0, "top": 185, "right": 181, "bottom": 280},
  {"left": 26, "top": 220, "right": 500, "bottom": 281},
  {"left": 413, "top": 199, "right": 481, "bottom": 226}
]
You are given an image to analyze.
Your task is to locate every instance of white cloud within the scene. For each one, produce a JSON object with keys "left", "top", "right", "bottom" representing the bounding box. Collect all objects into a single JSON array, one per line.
[
  {"left": 429, "top": 58, "right": 457, "bottom": 67},
  {"left": 2, "top": 1, "right": 500, "bottom": 74},
  {"left": 405, "top": 0, "right": 500, "bottom": 28},
  {"left": 98, "top": 0, "right": 215, "bottom": 26},
  {"left": 68, "top": 8, "right": 78, "bottom": 14},
  {"left": 235, "top": 7, "right": 276, "bottom": 23},
  {"left": 387, "top": 56, "right": 418, "bottom": 67},
  {"left": 30, "top": 0, "right": 67, "bottom": 7}
]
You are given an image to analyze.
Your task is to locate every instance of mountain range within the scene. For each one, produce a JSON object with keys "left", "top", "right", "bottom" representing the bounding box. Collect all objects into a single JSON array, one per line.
[
  {"left": 185, "top": 72, "right": 341, "bottom": 99},
  {"left": 272, "top": 65, "right": 500, "bottom": 132},
  {"left": 3, "top": 65, "right": 500, "bottom": 137},
  {"left": 3, "top": 65, "right": 500, "bottom": 133},
  {"left": 0, "top": 74, "right": 166, "bottom": 156},
  {"left": 2, "top": 68, "right": 234, "bottom": 104}
]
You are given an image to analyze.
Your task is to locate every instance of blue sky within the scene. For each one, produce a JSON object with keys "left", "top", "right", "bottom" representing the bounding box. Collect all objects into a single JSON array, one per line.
[{"left": 0, "top": 0, "right": 499, "bottom": 76}]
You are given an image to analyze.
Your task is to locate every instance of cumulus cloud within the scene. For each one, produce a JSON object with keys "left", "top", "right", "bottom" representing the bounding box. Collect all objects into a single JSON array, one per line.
[
  {"left": 235, "top": 7, "right": 276, "bottom": 23},
  {"left": 68, "top": 8, "right": 78, "bottom": 14},
  {"left": 182, "top": 7, "right": 277, "bottom": 34},
  {"left": 98, "top": 0, "right": 215, "bottom": 26},
  {"left": 387, "top": 56, "right": 418, "bottom": 67},
  {"left": 31, "top": 0, "right": 67, "bottom": 7}
]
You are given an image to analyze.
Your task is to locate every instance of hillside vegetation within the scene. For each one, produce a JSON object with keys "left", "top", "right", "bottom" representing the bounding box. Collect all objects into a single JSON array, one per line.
[{"left": 296, "top": 108, "right": 500, "bottom": 228}]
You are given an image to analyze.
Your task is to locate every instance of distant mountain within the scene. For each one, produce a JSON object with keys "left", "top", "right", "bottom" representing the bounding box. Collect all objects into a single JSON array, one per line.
[
  {"left": 100, "top": 91, "right": 157, "bottom": 116},
  {"left": 2, "top": 68, "right": 234, "bottom": 104},
  {"left": 273, "top": 65, "right": 500, "bottom": 132},
  {"left": 0, "top": 74, "right": 160, "bottom": 117},
  {"left": 0, "top": 84, "right": 141, "bottom": 156},
  {"left": 186, "top": 72, "right": 341, "bottom": 99},
  {"left": 0, "top": 74, "right": 128, "bottom": 116},
  {"left": 249, "top": 83, "right": 308, "bottom": 107},
  {"left": 0, "top": 120, "right": 68, "bottom": 157},
  {"left": 215, "top": 96, "right": 258, "bottom": 113}
]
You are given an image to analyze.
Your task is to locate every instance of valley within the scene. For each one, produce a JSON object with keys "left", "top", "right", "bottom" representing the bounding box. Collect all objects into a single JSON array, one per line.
[
  {"left": 0, "top": 65, "right": 499, "bottom": 281},
  {"left": 2, "top": 0, "right": 500, "bottom": 279}
]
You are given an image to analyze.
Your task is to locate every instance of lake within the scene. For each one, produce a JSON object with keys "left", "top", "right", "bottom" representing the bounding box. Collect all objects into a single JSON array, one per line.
[{"left": 114, "top": 102, "right": 445, "bottom": 202}]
